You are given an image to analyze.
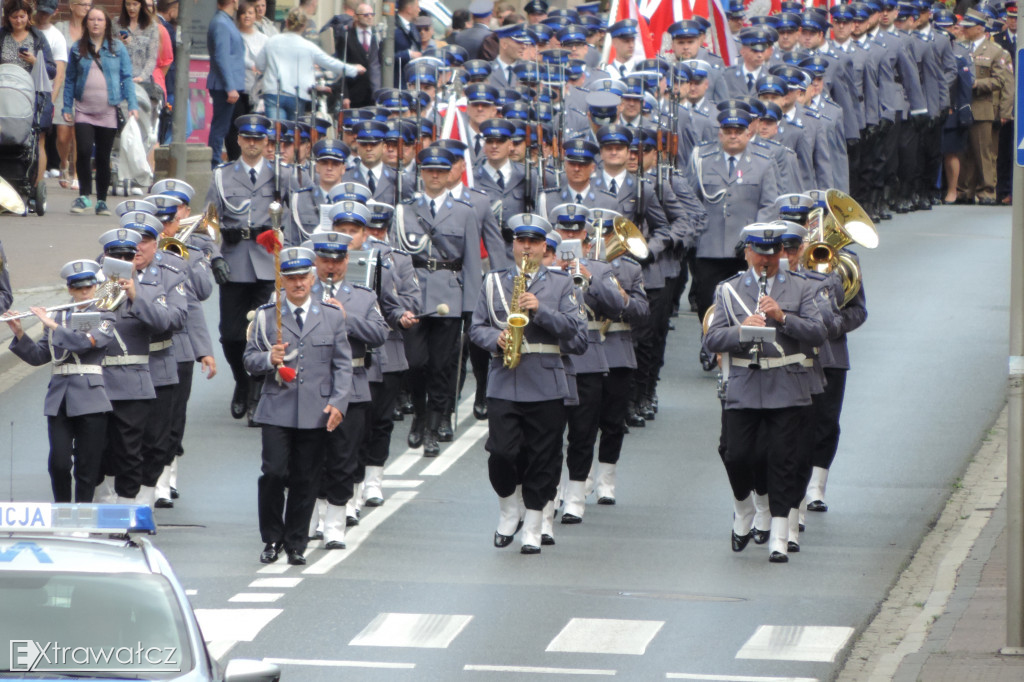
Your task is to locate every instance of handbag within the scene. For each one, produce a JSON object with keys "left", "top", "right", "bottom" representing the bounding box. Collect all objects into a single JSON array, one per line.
[{"left": 116, "top": 105, "right": 126, "bottom": 132}]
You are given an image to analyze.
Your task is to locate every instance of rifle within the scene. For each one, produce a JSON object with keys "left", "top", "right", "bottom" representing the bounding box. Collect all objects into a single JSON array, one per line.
[
  {"left": 524, "top": 116, "right": 535, "bottom": 214},
  {"left": 656, "top": 124, "right": 664, "bottom": 203}
]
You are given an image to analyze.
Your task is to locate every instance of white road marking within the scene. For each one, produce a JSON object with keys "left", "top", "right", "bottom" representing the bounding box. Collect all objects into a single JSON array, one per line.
[
  {"left": 382, "top": 479, "right": 423, "bottom": 488},
  {"left": 229, "top": 592, "right": 284, "bottom": 603},
  {"left": 464, "top": 664, "right": 616, "bottom": 676},
  {"left": 666, "top": 674, "right": 818, "bottom": 681},
  {"left": 384, "top": 396, "right": 475, "bottom": 476},
  {"left": 265, "top": 657, "right": 415, "bottom": 669},
  {"left": 350, "top": 613, "right": 473, "bottom": 648},
  {"left": 421, "top": 423, "right": 488, "bottom": 476},
  {"left": 303, "top": 491, "right": 417, "bottom": 575},
  {"left": 546, "top": 618, "right": 664, "bottom": 655},
  {"left": 248, "top": 577, "right": 302, "bottom": 588},
  {"left": 256, "top": 562, "right": 292, "bottom": 575},
  {"left": 736, "top": 625, "right": 854, "bottom": 663},
  {"left": 206, "top": 641, "right": 236, "bottom": 662},
  {"left": 185, "top": 589, "right": 197, "bottom": 596},
  {"left": 194, "top": 608, "right": 282, "bottom": 644}
]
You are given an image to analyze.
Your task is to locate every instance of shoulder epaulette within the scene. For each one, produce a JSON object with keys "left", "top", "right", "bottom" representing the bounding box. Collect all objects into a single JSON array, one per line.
[
  {"left": 619, "top": 256, "right": 640, "bottom": 267},
  {"left": 469, "top": 186, "right": 488, "bottom": 196},
  {"left": 391, "top": 247, "right": 410, "bottom": 256},
  {"left": 321, "top": 300, "right": 342, "bottom": 310},
  {"left": 547, "top": 268, "right": 569, "bottom": 277},
  {"left": 722, "top": 271, "right": 743, "bottom": 283},
  {"left": 452, "top": 196, "right": 473, "bottom": 208},
  {"left": 750, "top": 149, "right": 771, "bottom": 161},
  {"left": 805, "top": 109, "right": 821, "bottom": 120},
  {"left": 802, "top": 270, "right": 828, "bottom": 281},
  {"left": 353, "top": 284, "right": 375, "bottom": 293},
  {"left": 700, "top": 148, "right": 718, "bottom": 159},
  {"left": 258, "top": 302, "right": 275, "bottom": 310}
]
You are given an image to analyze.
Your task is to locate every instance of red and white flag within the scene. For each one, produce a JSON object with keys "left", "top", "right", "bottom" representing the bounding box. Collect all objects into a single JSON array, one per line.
[
  {"left": 606, "top": 0, "right": 658, "bottom": 64},
  {"left": 440, "top": 95, "right": 473, "bottom": 188}
]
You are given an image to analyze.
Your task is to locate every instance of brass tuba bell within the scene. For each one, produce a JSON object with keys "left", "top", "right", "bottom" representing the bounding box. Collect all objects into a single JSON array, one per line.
[
  {"left": 801, "top": 189, "right": 879, "bottom": 306},
  {"left": 158, "top": 203, "right": 220, "bottom": 259}
]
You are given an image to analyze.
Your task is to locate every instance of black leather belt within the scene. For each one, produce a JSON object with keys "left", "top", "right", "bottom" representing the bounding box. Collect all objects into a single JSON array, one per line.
[
  {"left": 223, "top": 226, "right": 270, "bottom": 242},
  {"left": 413, "top": 257, "right": 463, "bottom": 272}
]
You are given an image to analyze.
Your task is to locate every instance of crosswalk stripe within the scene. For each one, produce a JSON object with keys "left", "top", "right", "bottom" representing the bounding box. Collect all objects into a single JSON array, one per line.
[
  {"left": 736, "top": 625, "right": 854, "bottom": 662},
  {"left": 464, "top": 664, "right": 616, "bottom": 676},
  {"left": 229, "top": 592, "right": 284, "bottom": 603},
  {"left": 421, "top": 423, "right": 488, "bottom": 475},
  {"left": 265, "top": 657, "right": 415, "bottom": 669},
  {"left": 350, "top": 613, "right": 474, "bottom": 648},
  {"left": 384, "top": 396, "right": 476, "bottom": 476},
  {"left": 546, "top": 618, "right": 664, "bottom": 655},
  {"left": 248, "top": 577, "right": 302, "bottom": 588},
  {"left": 665, "top": 673, "right": 818, "bottom": 681},
  {"left": 193, "top": 608, "right": 282, "bottom": 644},
  {"left": 303, "top": 491, "right": 417, "bottom": 575}
]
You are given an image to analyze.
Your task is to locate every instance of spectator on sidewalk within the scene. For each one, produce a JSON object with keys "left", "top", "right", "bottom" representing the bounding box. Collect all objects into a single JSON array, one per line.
[
  {"left": 55, "top": 0, "right": 92, "bottom": 188},
  {"left": 207, "top": 0, "right": 246, "bottom": 168}
]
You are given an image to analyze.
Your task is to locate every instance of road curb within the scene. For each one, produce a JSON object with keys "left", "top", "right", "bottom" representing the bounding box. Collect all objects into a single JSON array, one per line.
[{"left": 836, "top": 405, "right": 1008, "bottom": 682}]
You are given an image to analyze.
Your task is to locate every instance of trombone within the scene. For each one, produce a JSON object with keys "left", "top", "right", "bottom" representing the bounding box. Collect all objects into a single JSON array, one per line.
[{"left": 159, "top": 204, "right": 221, "bottom": 259}]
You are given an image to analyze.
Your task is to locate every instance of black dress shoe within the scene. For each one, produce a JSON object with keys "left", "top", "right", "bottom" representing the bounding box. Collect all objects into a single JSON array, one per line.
[
  {"left": 650, "top": 393, "right": 658, "bottom": 413},
  {"left": 520, "top": 544, "right": 541, "bottom": 555},
  {"left": 769, "top": 551, "right": 789, "bottom": 563},
  {"left": 473, "top": 400, "right": 488, "bottom": 420},
  {"left": 494, "top": 531, "right": 514, "bottom": 548},
  {"left": 155, "top": 498, "right": 173, "bottom": 509},
  {"left": 259, "top": 542, "right": 282, "bottom": 564},
  {"left": 364, "top": 496, "right": 383, "bottom": 508},
  {"left": 309, "top": 530, "right": 323, "bottom": 541},
  {"left": 561, "top": 513, "right": 582, "bottom": 525},
  {"left": 324, "top": 540, "right": 346, "bottom": 550},
  {"left": 392, "top": 406, "right": 404, "bottom": 422},
  {"left": 625, "top": 405, "right": 645, "bottom": 428},
  {"left": 878, "top": 205, "right": 892, "bottom": 221},
  {"left": 399, "top": 393, "right": 415, "bottom": 414},
  {"left": 407, "top": 416, "right": 423, "bottom": 448},
  {"left": 751, "top": 528, "right": 770, "bottom": 545},
  {"left": 798, "top": 523, "right": 805, "bottom": 532},
  {"left": 788, "top": 541, "right": 800, "bottom": 553},
  {"left": 638, "top": 399, "right": 655, "bottom": 421},
  {"left": 423, "top": 430, "right": 440, "bottom": 457},
  {"left": 436, "top": 415, "right": 454, "bottom": 442},
  {"left": 732, "top": 530, "right": 752, "bottom": 552},
  {"left": 286, "top": 550, "right": 306, "bottom": 565},
  {"left": 807, "top": 499, "right": 828, "bottom": 512},
  {"left": 541, "top": 534, "right": 555, "bottom": 546},
  {"left": 597, "top": 496, "right": 615, "bottom": 505},
  {"left": 170, "top": 487, "right": 179, "bottom": 500},
  {"left": 700, "top": 348, "right": 718, "bottom": 372},
  {"left": 347, "top": 513, "right": 360, "bottom": 527},
  {"left": 230, "top": 384, "right": 247, "bottom": 419}
]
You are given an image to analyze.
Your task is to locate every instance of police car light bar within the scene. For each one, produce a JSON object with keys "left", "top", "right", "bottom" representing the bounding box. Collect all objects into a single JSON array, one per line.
[{"left": 0, "top": 503, "right": 157, "bottom": 535}]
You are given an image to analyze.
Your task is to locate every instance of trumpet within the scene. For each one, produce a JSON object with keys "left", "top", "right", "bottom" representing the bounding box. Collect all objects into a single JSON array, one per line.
[{"left": 159, "top": 203, "right": 220, "bottom": 259}]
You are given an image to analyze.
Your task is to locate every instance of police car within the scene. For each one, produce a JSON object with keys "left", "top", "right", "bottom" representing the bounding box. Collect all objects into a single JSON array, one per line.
[{"left": 0, "top": 503, "right": 280, "bottom": 681}]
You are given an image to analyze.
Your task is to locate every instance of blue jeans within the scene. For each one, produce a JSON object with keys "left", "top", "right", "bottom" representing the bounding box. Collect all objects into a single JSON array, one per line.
[
  {"left": 263, "top": 94, "right": 308, "bottom": 122},
  {"left": 208, "top": 88, "right": 236, "bottom": 168}
]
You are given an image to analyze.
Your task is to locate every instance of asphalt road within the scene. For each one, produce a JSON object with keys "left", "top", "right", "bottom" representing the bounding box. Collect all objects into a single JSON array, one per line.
[{"left": 0, "top": 194, "right": 1011, "bottom": 681}]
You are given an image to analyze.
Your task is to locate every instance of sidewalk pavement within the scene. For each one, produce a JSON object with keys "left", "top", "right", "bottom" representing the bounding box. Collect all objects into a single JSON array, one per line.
[{"left": 837, "top": 406, "right": 1024, "bottom": 681}]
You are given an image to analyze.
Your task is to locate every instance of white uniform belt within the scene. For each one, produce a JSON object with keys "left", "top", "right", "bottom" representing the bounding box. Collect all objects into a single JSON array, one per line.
[
  {"left": 596, "top": 321, "right": 631, "bottom": 333},
  {"left": 102, "top": 354, "right": 149, "bottom": 366},
  {"left": 351, "top": 357, "right": 364, "bottom": 368},
  {"left": 149, "top": 339, "right": 172, "bottom": 352},
  {"left": 520, "top": 342, "right": 561, "bottom": 355},
  {"left": 52, "top": 364, "right": 103, "bottom": 376},
  {"left": 732, "top": 353, "right": 809, "bottom": 370}
]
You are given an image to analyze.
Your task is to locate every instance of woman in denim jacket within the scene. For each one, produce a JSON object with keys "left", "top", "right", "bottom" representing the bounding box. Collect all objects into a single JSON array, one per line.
[{"left": 62, "top": 7, "right": 137, "bottom": 217}]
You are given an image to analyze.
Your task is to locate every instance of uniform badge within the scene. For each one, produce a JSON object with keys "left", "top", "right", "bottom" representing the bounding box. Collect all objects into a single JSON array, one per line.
[
  {"left": 176, "top": 283, "right": 186, "bottom": 296},
  {"left": 156, "top": 295, "right": 167, "bottom": 307},
  {"left": 99, "top": 320, "right": 113, "bottom": 334},
  {"left": 569, "top": 290, "right": 578, "bottom": 306}
]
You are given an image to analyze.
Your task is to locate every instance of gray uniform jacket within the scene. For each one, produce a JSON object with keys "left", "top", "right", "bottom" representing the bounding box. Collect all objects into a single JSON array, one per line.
[
  {"left": 873, "top": 28, "right": 927, "bottom": 117},
  {"left": 172, "top": 243, "right": 215, "bottom": 364},
  {"left": 813, "top": 44, "right": 864, "bottom": 137},
  {"left": 705, "top": 268, "right": 827, "bottom": 410},
  {"left": 455, "top": 185, "right": 505, "bottom": 270},
  {"left": 689, "top": 143, "right": 780, "bottom": 259},
  {"left": 469, "top": 266, "right": 588, "bottom": 402},
  {"left": 793, "top": 269, "right": 839, "bottom": 395},
  {"left": 911, "top": 30, "right": 949, "bottom": 115},
  {"left": 342, "top": 163, "right": 416, "bottom": 205},
  {"left": 367, "top": 237, "right": 419, "bottom": 374},
  {"left": 398, "top": 192, "right": 483, "bottom": 315},
  {"left": 146, "top": 253, "right": 190, "bottom": 388},
  {"left": 821, "top": 251, "right": 867, "bottom": 370},
  {"left": 315, "top": 280, "right": 388, "bottom": 403},
  {"left": 244, "top": 299, "right": 353, "bottom": 427},
  {"left": 287, "top": 183, "right": 332, "bottom": 247},
  {"left": 720, "top": 65, "right": 763, "bottom": 100},
  {"left": 807, "top": 97, "right": 851, "bottom": 192},
  {"left": 751, "top": 136, "right": 801, "bottom": 196},
  {"left": 572, "top": 259, "right": 626, "bottom": 375},
  {"left": 10, "top": 306, "right": 116, "bottom": 416},
  {"left": 602, "top": 256, "right": 649, "bottom": 370},
  {"left": 474, "top": 162, "right": 537, "bottom": 268},
  {"left": 204, "top": 161, "right": 285, "bottom": 283},
  {"left": 834, "top": 40, "right": 881, "bottom": 128}
]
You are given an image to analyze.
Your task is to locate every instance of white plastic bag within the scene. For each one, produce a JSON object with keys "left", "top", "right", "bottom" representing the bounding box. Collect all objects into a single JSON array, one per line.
[{"left": 118, "top": 116, "right": 152, "bottom": 187}]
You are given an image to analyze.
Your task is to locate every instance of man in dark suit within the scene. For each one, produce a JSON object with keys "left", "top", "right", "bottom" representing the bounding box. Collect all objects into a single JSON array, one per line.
[
  {"left": 334, "top": 3, "right": 382, "bottom": 108},
  {"left": 393, "top": 0, "right": 422, "bottom": 87},
  {"left": 453, "top": 0, "right": 495, "bottom": 60},
  {"left": 207, "top": 0, "right": 246, "bottom": 169}
]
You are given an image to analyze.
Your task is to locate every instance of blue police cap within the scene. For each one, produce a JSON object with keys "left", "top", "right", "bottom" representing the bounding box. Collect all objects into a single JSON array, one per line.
[
  {"left": 896, "top": 2, "right": 920, "bottom": 18},
  {"left": 635, "top": 58, "right": 670, "bottom": 78},
  {"left": 756, "top": 74, "right": 789, "bottom": 96},
  {"left": 716, "top": 97, "right": 754, "bottom": 113},
  {"left": 545, "top": 230, "right": 562, "bottom": 251},
  {"left": 770, "top": 64, "right": 810, "bottom": 89},
  {"left": 878, "top": 0, "right": 898, "bottom": 8},
  {"left": 497, "top": 22, "right": 536, "bottom": 43},
  {"left": 799, "top": 55, "right": 829, "bottom": 77},
  {"left": 469, "top": 0, "right": 493, "bottom": 17},
  {"left": 406, "top": 61, "right": 439, "bottom": 86},
  {"left": 775, "top": 12, "right": 802, "bottom": 30},
  {"left": 621, "top": 74, "right": 646, "bottom": 99},
  {"left": 524, "top": 0, "right": 548, "bottom": 14},
  {"left": 60, "top": 259, "right": 102, "bottom": 288},
  {"left": 310, "top": 229, "right": 353, "bottom": 257},
  {"left": 673, "top": 63, "right": 693, "bottom": 83},
  {"left": 932, "top": 8, "right": 955, "bottom": 26},
  {"left": 910, "top": 0, "right": 932, "bottom": 10},
  {"left": 781, "top": 0, "right": 804, "bottom": 10},
  {"left": 99, "top": 228, "right": 142, "bottom": 253},
  {"left": 509, "top": 119, "right": 527, "bottom": 141},
  {"left": 439, "top": 44, "right": 468, "bottom": 66},
  {"left": 779, "top": 49, "right": 807, "bottom": 66},
  {"left": 847, "top": 2, "right": 870, "bottom": 20},
  {"left": 313, "top": 138, "right": 350, "bottom": 162},
  {"left": 741, "top": 224, "right": 784, "bottom": 254},
  {"left": 725, "top": 0, "right": 745, "bottom": 17},
  {"left": 717, "top": 108, "right": 753, "bottom": 128},
  {"left": 144, "top": 194, "right": 182, "bottom": 219},
  {"left": 773, "top": 220, "right": 808, "bottom": 246},
  {"left": 327, "top": 182, "right": 372, "bottom": 203},
  {"left": 119, "top": 211, "right": 163, "bottom": 239},
  {"left": 418, "top": 147, "right": 455, "bottom": 170},
  {"left": 540, "top": 48, "right": 572, "bottom": 66},
  {"left": 328, "top": 201, "right": 371, "bottom": 226},
  {"left": 342, "top": 108, "right": 376, "bottom": 130},
  {"left": 682, "top": 58, "right": 711, "bottom": 79},
  {"left": 746, "top": 99, "right": 767, "bottom": 119},
  {"left": 749, "top": 15, "right": 778, "bottom": 28},
  {"left": 801, "top": 11, "right": 830, "bottom": 32},
  {"left": 542, "top": 16, "right": 571, "bottom": 31},
  {"left": 366, "top": 200, "right": 395, "bottom": 227},
  {"left": 114, "top": 199, "right": 156, "bottom": 218},
  {"left": 512, "top": 60, "right": 542, "bottom": 83},
  {"left": 564, "top": 138, "right": 599, "bottom": 162},
  {"left": 465, "top": 83, "right": 500, "bottom": 104},
  {"left": 596, "top": 124, "right": 634, "bottom": 146},
  {"left": 301, "top": 114, "right": 331, "bottom": 137},
  {"left": 586, "top": 91, "right": 621, "bottom": 122},
  {"left": 502, "top": 101, "right": 533, "bottom": 121},
  {"left": 434, "top": 139, "right": 468, "bottom": 156},
  {"left": 609, "top": 18, "right": 638, "bottom": 38},
  {"left": 151, "top": 178, "right": 194, "bottom": 205},
  {"left": 759, "top": 101, "right": 783, "bottom": 121},
  {"left": 629, "top": 126, "right": 657, "bottom": 150},
  {"left": 830, "top": 4, "right": 855, "bottom": 21},
  {"left": 556, "top": 24, "right": 587, "bottom": 44},
  {"left": 579, "top": 15, "right": 604, "bottom": 33},
  {"left": 548, "top": 8, "right": 580, "bottom": 22},
  {"left": 480, "top": 118, "right": 516, "bottom": 140},
  {"left": 529, "top": 24, "right": 552, "bottom": 44},
  {"left": 507, "top": 213, "right": 552, "bottom": 240},
  {"left": 354, "top": 120, "right": 389, "bottom": 142},
  {"left": 280, "top": 246, "right": 316, "bottom": 275},
  {"left": 549, "top": 203, "right": 589, "bottom": 227},
  {"left": 417, "top": 118, "right": 435, "bottom": 138},
  {"left": 739, "top": 26, "right": 771, "bottom": 49},
  {"left": 375, "top": 88, "right": 416, "bottom": 110},
  {"left": 668, "top": 19, "right": 702, "bottom": 38},
  {"left": 385, "top": 118, "right": 418, "bottom": 145},
  {"left": 775, "top": 193, "right": 815, "bottom": 216},
  {"left": 589, "top": 77, "right": 627, "bottom": 96},
  {"left": 566, "top": 58, "right": 586, "bottom": 80},
  {"left": 235, "top": 114, "right": 271, "bottom": 138}
]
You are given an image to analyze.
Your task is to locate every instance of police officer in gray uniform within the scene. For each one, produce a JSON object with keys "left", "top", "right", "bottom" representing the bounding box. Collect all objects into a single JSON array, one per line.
[
  {"left": 395, "top": 147, "right": 483, "bottom": 455},
  {"left": 204, "top": 114, "right": 288, "bottom": 421},
  {"left": 342, "top": 120, "right": 416, "bottom": 205},
  {"left": 6, "top": 260, "right": 115, "bottom": 502},
  {"left": 95, "top": 228, "right": 178, "bottom": 504},
  {"left": 306, "top": 224, "right": 389, "bottom": 550},
  {"left": 245, "top": 246, "right": 353, "bottom": 566},
  {"left": 288, "top": 139, "right": 351, "bottom": 246},
  {"left": 704, "top": 225, "right": 827, "bottom": 564},
  {"left": 119, "top": 212, "right": 189, "bottom": 508},
  {"left": 469, "top": 215, "right": 588, "bottom": 554}
]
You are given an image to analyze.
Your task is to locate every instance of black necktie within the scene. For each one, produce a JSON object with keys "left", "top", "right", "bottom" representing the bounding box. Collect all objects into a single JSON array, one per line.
[
  {"left": 496, "top": 170, "right": 505, "bottom": 189},
  {"left": 609, "top": 178, "right": 617, "bottom": 194},
  {"left": 618, "top": 64, "right": 627, "bottom": 78},
  {"left": 430, "top": 199, "right": 436, "bottom": 217},
  {"left": 576, "top": 192, "right": 583, "bottom": 203},
  {"left": 746, "top": 73, "right": 754, "bottom": 90},
  {"left": 507, "top": 66, "right": 514, "bottom": 83},
  {"left": 250, "top": 168, "right": 258, "bottom": 184},
  {"left": 728, "top": 156, "right": 737, "bottom": 179},
  {"left": 367, "top": 169, "right": 376, "bottom": 193},
  {"left": 294, "top": 307, "right": 304, "bottom": 330},
  {"left": 474, "top": 134, "right": 482, "bottom": 156}
]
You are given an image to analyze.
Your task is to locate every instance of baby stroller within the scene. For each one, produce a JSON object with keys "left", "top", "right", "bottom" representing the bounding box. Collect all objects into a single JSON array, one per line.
[{"left": 0, "top": 63, "right": 45, "bottom": 216}]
